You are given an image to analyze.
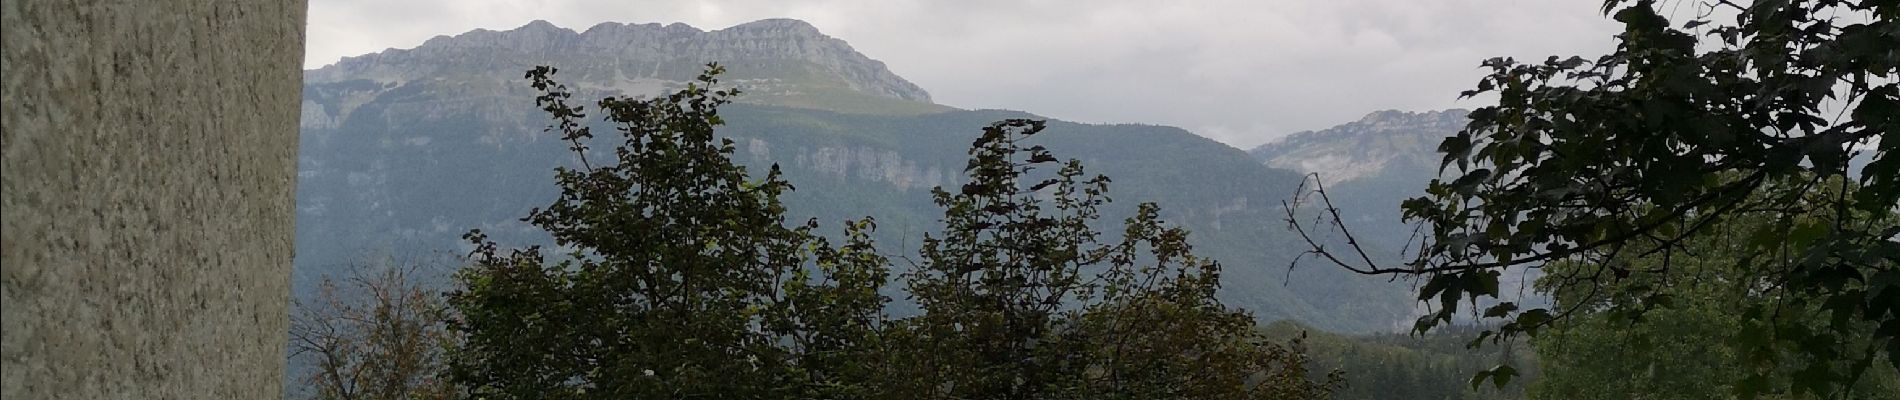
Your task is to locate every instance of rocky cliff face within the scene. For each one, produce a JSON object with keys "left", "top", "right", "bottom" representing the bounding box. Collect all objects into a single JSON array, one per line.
[
  {"left": 305, "top": 19, "right": 934, "bottom": 116},
  {"left": 292, "top": 19, "right": 953, "bottom": 281},
  {"left": 1249, "top": 109, "right": 1468, "bottom": 183},
  {"left": 743, "top": 139, "right": 955, "bottom": 191}
]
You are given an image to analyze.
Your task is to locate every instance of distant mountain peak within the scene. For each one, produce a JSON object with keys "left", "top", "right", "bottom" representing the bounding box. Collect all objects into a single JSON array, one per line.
[
  {"left": 576, "top": 21, "right": 702, "bottom": 35},
  {"left": 727, "top": 18, "right": 823, "bottom": 32},
  {"left": 517, "top": 19, "right": 562, "bottom": 32},
  {"left": 1250, "top": 109, "right": 1469, "bottom": 182},
  {"left": 306, "top": 18, "right": 936, "bottom": 114},
  {"left": 1352, "top": 109, "right": 1469, "bottom": 126}
]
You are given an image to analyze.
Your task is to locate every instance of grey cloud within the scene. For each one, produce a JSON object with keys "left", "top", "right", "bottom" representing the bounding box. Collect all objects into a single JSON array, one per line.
[{"left": 307, "top": 0, "right": 1622, "bottom": 147}]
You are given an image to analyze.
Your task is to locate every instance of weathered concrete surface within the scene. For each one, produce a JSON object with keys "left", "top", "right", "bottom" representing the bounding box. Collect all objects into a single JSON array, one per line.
[{"left": 1, "top": 0, "right": 306, "bottom": 398}]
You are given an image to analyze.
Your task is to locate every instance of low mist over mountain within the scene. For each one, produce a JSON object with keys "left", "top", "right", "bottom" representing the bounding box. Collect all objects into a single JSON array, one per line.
[{"left": 295, "top": 19, "right": 1421, "bottom": 334}]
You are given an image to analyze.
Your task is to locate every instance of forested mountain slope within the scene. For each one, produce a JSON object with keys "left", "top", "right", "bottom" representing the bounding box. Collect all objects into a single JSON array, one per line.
[{"left": 295, "top": 19, "right": 1415, "bottom": 333}]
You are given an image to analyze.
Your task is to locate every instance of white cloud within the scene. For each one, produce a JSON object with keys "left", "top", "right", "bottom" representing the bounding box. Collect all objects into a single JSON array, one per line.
[{"left": 305, "top": 0, "right": 1622, "bottom": 148}]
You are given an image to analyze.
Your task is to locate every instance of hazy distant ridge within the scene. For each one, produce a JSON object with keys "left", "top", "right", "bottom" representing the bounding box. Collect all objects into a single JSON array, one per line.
[
  {"left": 306, "top": 19, "right": 931, "bottom": 105},
  {"left": 1249, "top": 109, "right": 1468, "bottom": 183}
]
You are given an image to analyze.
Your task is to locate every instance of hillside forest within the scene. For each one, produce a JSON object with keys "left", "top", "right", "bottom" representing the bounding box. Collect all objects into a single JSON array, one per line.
[{"left": 285, "top": 1, "right": 1898, "bottom": 399}]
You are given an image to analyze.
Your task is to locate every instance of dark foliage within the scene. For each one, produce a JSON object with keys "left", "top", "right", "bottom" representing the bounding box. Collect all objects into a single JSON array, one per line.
[
  {"left": 1287, "top": 0, "right": 1897, "bottom": 397},
  {"left": 446, "top": 65, "right": 1341, "bottom": 399}
]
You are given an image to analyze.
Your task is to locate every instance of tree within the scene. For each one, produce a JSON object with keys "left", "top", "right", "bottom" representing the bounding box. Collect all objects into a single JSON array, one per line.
[
  {"left": 445, "top": 65, "right": 889, "bottom": 399},
  {"left": 1529, "top": 204, "right": 1900, "bottom": 399},
  {"left": 1259, "top": 321, "right": 1536, "bottom": 400},
  {"left": 885, "top": 119, "right": 1341, "bottom": 399},
  {"left": 1286, "top": 0, "right": 1896, "bottom": 396},
  {"left": 289, "top": 260, "right": 460, "bottom": 400},
  {"left": 450, "top": 64, "right": 1341, "bottom": 400}
]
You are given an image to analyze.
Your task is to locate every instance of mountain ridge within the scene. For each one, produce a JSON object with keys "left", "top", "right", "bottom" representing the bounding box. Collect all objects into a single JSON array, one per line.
[
  {"left": 1249, "top": 109, "right": 1468, "bottom": 183},
  {"left": 306, "top": 19, "right": 937, "bottom": 114}
]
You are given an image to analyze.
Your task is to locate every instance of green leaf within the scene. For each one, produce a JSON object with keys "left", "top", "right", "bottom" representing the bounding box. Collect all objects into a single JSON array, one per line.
[
  {"left": 1469, "top": 364, "right": 1517, "bottom": 390},
  {"left": 1438, "top": 132, "right": 1474, "bottom": 172},
  {"left": 1489, "top": 365, "right": 1517, "bottom": 389},
  {"left": 1483, "top": 302, "right": 1519, "bottom": 318},
  {"left": 1514, "top": 308, "right": 1553, "bottom": 335},
  {"left": 1788, "top": 220, "right": 1829, "bottom": 248}
]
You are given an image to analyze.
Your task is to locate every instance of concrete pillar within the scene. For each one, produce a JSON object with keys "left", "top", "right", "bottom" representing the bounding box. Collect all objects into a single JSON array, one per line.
[{"left": 2, "top": 0, "right": 306, "bottom": 398}]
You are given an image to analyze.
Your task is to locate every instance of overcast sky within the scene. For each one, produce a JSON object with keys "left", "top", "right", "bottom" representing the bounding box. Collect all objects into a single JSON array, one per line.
[{"left": 306, "top": 0, "right": 1624, "bottom": 148}]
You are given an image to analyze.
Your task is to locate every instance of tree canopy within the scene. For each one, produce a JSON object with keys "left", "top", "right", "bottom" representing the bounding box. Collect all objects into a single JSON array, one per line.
[
  {"left": 1529, "top": 205, "right": 1899, "bottom": 399},
  {"left": 1288, "top": 0, "right": 1897, "bottom": 396},
  {"left": 882, "top": 119, "right": 1338, "bottom": 399},
  {"left": 445, "top": 65, "right": 1340, "bottom": 399},
  {"left": 447, "top": 65, "right": 890, "bottom": 398}
]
